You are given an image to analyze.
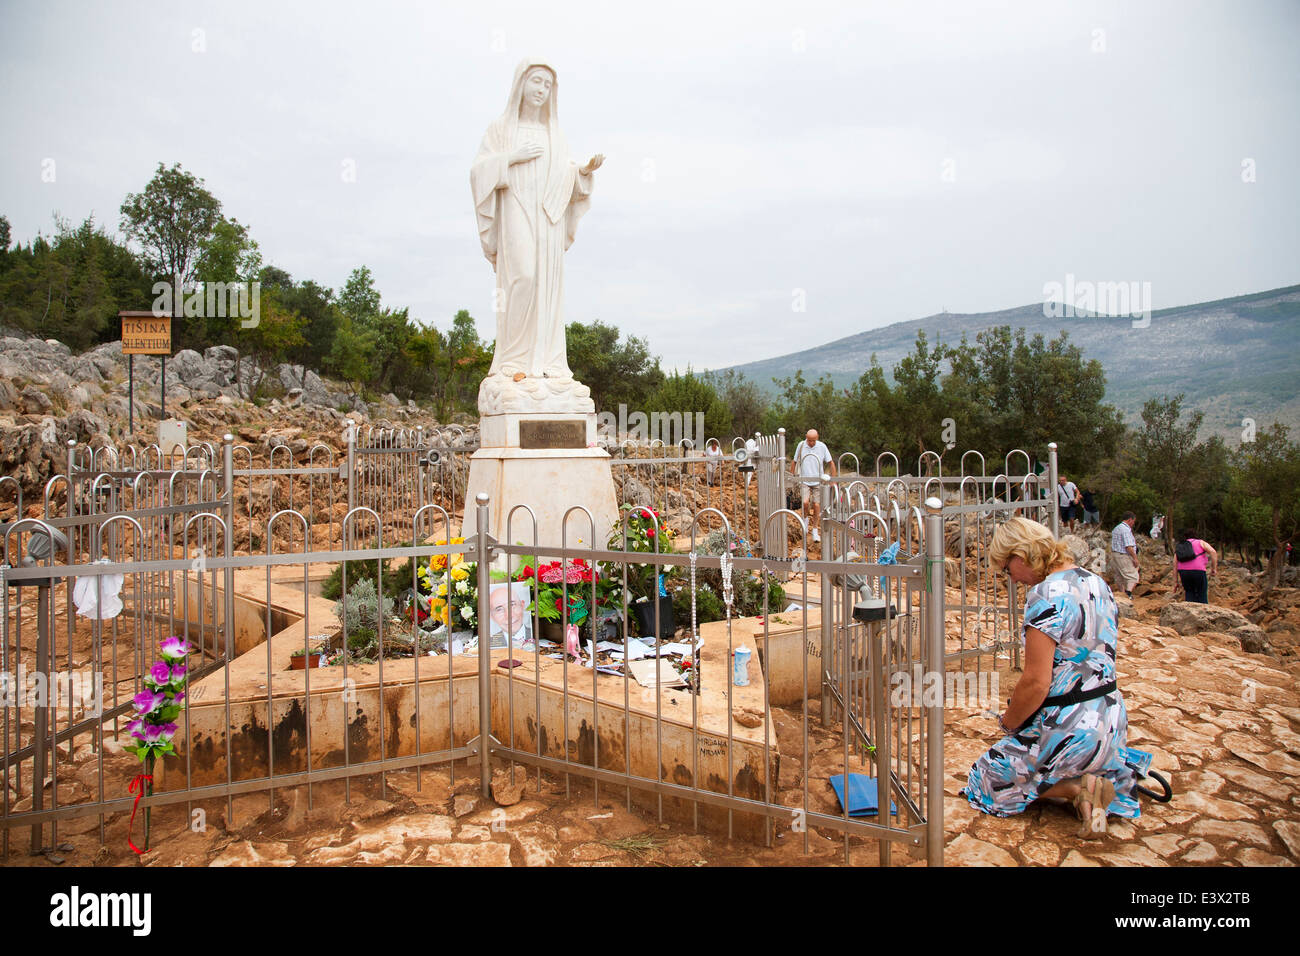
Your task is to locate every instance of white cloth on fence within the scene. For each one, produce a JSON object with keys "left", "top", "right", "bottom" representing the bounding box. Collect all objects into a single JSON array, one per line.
[{"left": 72, "top": 560, "right": 124, "bottom": 620}]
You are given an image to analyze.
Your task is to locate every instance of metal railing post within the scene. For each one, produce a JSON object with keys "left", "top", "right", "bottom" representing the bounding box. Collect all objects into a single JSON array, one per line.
[
  {"left": 776, "top": 427, "right": 786, "bottom": 504},
  {"left": 1047, "top": 442, "right": 1059, "bottom": 537},
  {"left": 474, "top": 492, "right": 493, "bottom": 797},
  {"left": 346, "top": 420, "right": 357, "bottom": 515},
  {"left": 819, "top": 477, "right": 833, "bottom": 726},
  {"left": 30, "top": 582, "right": 51, "bottom": 854},
  {"left": 222, "top": 435, "right": 235, "bottom": 662},
  {"left": 924, "top": 496, "right": 945, "bottom": 866}
]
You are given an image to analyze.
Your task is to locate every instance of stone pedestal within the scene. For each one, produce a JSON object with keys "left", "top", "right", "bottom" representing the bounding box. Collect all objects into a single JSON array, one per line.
[{"left": 462, "top": 407, "right": 619, "bottom": 549}]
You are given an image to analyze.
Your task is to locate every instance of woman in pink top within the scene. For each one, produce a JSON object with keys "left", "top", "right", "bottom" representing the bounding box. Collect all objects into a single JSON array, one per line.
[{"left": 1174, "top": 531, "right": 1218, "bottom": 604}]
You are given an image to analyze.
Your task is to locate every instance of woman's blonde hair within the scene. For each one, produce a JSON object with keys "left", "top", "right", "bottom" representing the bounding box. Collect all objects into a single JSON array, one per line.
[{"left": 989, "top": 516, "right": 1073, "bottom": 579}]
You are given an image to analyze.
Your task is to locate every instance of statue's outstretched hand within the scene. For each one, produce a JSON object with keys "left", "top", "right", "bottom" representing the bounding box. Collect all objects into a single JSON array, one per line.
[{"left": 580, "top": 154, "right": 605, "bottom": 175}]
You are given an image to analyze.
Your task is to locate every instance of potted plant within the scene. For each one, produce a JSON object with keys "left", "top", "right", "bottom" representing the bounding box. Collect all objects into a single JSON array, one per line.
[
  {"left": 609, "top": 504, "right": 677, "bottom": 639},
  {"left": 515, "top": 556, "right": 600, "bottom": 643},
  {"left": 289, "top": 646, "right": 324, "bottom": 669}
]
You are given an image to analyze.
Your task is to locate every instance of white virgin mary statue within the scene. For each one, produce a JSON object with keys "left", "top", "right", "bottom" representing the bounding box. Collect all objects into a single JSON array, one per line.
[{"left": 471, "top": 60, "right": 603, "bottom": 410}]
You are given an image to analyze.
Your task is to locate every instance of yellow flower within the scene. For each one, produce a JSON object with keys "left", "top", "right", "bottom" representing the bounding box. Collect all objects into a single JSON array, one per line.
[
  {"left": 437, "top": 582, "right": 447, "bottom": 597},
  {"left": 450, "top": 565, "right": 470, "bottom": 582}
]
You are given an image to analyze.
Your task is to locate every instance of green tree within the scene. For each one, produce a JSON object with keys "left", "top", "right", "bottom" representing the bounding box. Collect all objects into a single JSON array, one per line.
[
  {"left": 120, "top": 163, "right": 224, "bottom": 349},
  {"left": 192, "top": 217, "right": 262, "bottom": 349},
  {"left": 338, "top": 265, "right": 382, "bottom": 322},
  {"left": 889, "top": 330, "right": 949, "bottom": 463},
  {"left": 1233, "top": 423, "right": 1300, "bottom": 589},
  {"left": 120, "top": 162, "right": 222, "bottom": 286},
  {"left": 0, "top": 214, "right": 153, "bottom": 349},
  {"left": 646, "top": 369, "right": 732, "bottom": 441},
  {"left": 232, "top": 292, "right": 306, "bottom": 400},
  {"left": 444, "top": 309, "right": 490, "bottom": 414},
  {"left": 761, "top": 370, "right": 846, "bottom": 456},
  {"left": 565, "top": 320, "right": 664, "bottom": 412},
  {"left": 704, "top": 368, "right": 767, "bottom": 439},
  {"left": 280, "top": 279, "right": 342, "bottom": 377},
  {"left": 1130, "top": 395, "right": 1212, "bottom": 554},
  {"left": 328, "top": 315, "right": 377, "bottom": 398}
]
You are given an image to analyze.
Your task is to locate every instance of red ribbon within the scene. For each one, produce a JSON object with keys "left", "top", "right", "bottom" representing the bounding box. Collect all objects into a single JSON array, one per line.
[{"left": 127, "top": 773, "right": 153, "bottom": 856}]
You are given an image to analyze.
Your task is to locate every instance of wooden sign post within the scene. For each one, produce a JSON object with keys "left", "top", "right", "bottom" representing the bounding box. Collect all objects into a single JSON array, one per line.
[{"left": 119, "top": 311, "right": 173, "bottom": 432}]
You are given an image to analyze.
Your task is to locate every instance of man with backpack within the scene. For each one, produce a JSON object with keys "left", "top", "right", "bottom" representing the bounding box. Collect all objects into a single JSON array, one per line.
[
  {"left": 1174, "top": 530, "right": 1218, "bottom": 604},
  {"left": 1080, "top": 488, "right": 1100, "bottom": 525}
]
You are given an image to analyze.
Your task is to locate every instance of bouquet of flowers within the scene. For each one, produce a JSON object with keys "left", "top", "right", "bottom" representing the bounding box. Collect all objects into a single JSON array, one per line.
[
  {"left": 609, "top": 505, "right": 677, "bottom": 602},
  {"left": 126, "top": 635, "right": 192, "bottom": 852},
  {"left": 422, "top": 550, "right": 478, "bottom": 632},
  {"left": 515, "top": 557, "right": 595, "bottom": 624},
  {"left": 416, "top": 538, "right": 466, "bottom": 593}
]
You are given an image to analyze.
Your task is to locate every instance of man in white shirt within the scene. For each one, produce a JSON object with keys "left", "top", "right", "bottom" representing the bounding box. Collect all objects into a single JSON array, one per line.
[
  {"left": 790, "top": 429, "right": 835, "bottom": 543},
  {"left": 1056, "top": 475, "right": 1082, "bottom": 533},
  {"left": 1109, "top": 511, "right": 1140, "bottom": 597}
]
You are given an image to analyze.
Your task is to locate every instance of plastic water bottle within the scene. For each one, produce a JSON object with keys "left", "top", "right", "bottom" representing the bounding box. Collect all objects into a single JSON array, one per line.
[{"left": 733, "top": 646, "right": 751, "bottom": 686}]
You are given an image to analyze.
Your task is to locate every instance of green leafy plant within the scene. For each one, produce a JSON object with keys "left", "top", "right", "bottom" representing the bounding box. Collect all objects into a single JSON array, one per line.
[
  {"left": 671, "top": 583, "right": 725, "bottom": 625},
  {"left": 608, "top": 504, "right": 678, "bottom": 603},
  {"left": 335, "top": 577, "right": 394, "bottom": 635},
  {"left": 321, "top": 548, "right": 415, "bottom": 602}
]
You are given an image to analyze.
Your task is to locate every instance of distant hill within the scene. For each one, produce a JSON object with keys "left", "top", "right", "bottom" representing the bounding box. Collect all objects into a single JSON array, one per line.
[{"left": 714, "top": 284, "right": 1300, "bottom": 441}]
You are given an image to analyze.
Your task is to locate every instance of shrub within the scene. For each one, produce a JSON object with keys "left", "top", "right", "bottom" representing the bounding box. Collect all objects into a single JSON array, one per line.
[
  {"left": 321, "top": 549, "right": 416, "bottom": 601},
  {"left": 335, "top": 577, "right": 393, "bottom": 634},
  {"left": 672, "top": 584, "right": 725, "bottom": 625}
]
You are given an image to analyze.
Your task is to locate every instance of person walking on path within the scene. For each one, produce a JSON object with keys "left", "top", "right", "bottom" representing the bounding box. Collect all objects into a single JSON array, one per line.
[
  {"left": 1109, "top": 512, "right": 1140, "bottom": 597},
  {"left": 1173, "top": 530, "right": 1218, "bottom": 604},
  {"left": 1057, "top": 475, "right": 1082, "bottom": 533},
  {"left": 1080, "top": 488, "right": 1100, "bottom": 525},
  {"left": 791, "top": 429, "right": 834, "bottom": 543},
  {"left": 704, "top": 438, "right": 723, "bottom": 486}
]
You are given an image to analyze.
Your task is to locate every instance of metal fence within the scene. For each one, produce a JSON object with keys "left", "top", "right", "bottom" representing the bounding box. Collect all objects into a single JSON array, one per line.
[
  {"left": 2, "top": 467, "right": 947, "bottom": 866},
  {"left": 2, "top": 429, "right": 1062, "bottom": 866}
]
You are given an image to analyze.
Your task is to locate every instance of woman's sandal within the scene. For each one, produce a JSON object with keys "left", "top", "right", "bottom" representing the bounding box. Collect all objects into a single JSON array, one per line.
[{"left": 1072, "top": 774, "right": 1116, "bottom": 840}]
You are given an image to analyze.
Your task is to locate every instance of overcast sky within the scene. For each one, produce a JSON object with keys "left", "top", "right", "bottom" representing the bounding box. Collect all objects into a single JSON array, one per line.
[{"left": 2, "top": 0, "right": 1297, "bottom": 371}]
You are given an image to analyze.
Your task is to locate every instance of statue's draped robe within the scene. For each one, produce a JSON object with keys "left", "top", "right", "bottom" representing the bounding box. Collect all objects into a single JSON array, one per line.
[{"left": 471, "top": 60, "right": 593, "bottom": 379}]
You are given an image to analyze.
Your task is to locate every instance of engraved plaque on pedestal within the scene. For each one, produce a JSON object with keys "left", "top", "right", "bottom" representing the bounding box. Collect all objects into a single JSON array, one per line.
[{"left": 519, "top": 420, "right": 586, "bottom": 449}]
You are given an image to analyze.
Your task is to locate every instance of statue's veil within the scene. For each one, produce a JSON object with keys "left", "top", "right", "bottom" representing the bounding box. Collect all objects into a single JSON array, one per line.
[{"left": 499, "top": 58, "right": 575, "bottom": 226}]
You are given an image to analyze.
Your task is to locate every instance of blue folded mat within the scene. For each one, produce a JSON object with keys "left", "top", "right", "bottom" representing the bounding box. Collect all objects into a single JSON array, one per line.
[{"left": 829, "top": 773, "right": 897, "bottom": 817}]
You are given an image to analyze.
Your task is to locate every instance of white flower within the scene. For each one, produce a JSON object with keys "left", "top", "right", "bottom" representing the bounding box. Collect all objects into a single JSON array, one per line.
[
  {"left": 456, "top": 581, "right": 469, "bottom": 595},
  {"left": 460, "top": 605, "right": 473, "bottom": 621}
]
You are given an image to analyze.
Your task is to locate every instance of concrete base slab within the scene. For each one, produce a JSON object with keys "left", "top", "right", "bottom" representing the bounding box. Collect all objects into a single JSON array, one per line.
[
  {"left": 752, "top": 607, "right": 824, "bottom": 706},
  {"left": 460, "top": 446, "right": 619, "bottom": 549},
  {"left": 164, "top": 577, "right": 783, "bottom": 839}
]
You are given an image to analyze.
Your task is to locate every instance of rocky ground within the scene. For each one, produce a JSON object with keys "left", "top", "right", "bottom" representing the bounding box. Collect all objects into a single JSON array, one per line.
[{"left": 0, "top": 328, "right": 463, "bottom": 499}]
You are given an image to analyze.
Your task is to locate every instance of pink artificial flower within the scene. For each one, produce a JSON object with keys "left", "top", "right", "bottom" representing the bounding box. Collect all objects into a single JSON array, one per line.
[
  {"left": 159, "top": 636, "right": 191, "bottom": 661},
  {"left": 133, "top": 689, "right": 167, "bottom": 716}
]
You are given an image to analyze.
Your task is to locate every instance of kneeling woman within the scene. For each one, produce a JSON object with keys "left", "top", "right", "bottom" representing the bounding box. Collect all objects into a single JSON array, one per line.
[{"left": 965, "top": 516, "right": 1139, "bottom": 837}]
